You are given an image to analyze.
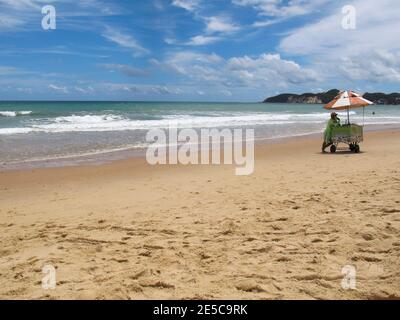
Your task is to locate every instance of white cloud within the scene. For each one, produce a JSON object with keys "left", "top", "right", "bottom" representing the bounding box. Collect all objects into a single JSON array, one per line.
[
  {"left": 221, "top": 89, "right": 233, "bottom": 96},
  {"left": 48, "top": 84, "right": 68, "bottom": 94},
  {"left": 0, "top": 1, "right": 121, "bottom": 33},
  {"left": 74, "top": 86, "right": 95, "bottom": 94},
  {"left": 252, "top": 19, "right": 278, "bottom": 28},
  {"left": 0, "top": 0, "right": 41, "bottom": 10},
  {"left": 186, "top": 35, "right": 220, "bottom": 46},
  {"left": 158, "top": 51, "right": 319, "bottom": 89},
  {"left": 164, "top": 38, "right": 178, "bottom": 45},
  {"left": 160, "top": 51, "right": 223, "bottom": 79},
  {"left": 171, "top": 0, "right": 200, "bottom": 12},
  {"left": 151, "top": 86, "right": 173, "bottom": 95},
  {"left": 279, "top": 0, "right": 400, "bottom": 83},
  {"left": 205, "top": 16, "right": 240, "bottom": 33},
  {"left": 77, "top": 0, "right": 119, "bottom": 15},
  {"left": 339, "top": 50, "right": 400, "bottom": 83},
  {"left": 0, "top": 13, "right": 24, "bottom": 30},
  {"left": 227, "top": 53, "right": 319, "bottom": 87},
  {"left": 179, "top": 16, "right": 239, "bottom": 47},
  {"left": 233, "top": 0, "right": 330, "bottom": 28},
  {"left": 102, "top": 26, "right": 149, "bottom": 56},
  {"left": 232, "top": 0, "right": 327, "bottom": 17},
  {"left": 169, "top": 3, "right": 240, "bottom": 46},
  {"left": 168, "top": 17, "right": 238, "bottom": 46},
  {"left": 280, "top": 0, "right": 400, "bottom": 56}
]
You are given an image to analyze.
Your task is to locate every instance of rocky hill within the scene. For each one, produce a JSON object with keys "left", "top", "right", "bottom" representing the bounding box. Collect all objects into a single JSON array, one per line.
[
  {"left": 264, "top": 89, "right": 400, "bottom": 105},
  {"left": 363, "top": 92, "right": 400, "bottom": 105}
]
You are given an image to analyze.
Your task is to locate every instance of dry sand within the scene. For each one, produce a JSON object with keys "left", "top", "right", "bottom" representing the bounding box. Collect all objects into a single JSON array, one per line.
[{"left": 0, "top": 130, "right": 399, "bottom": 300}]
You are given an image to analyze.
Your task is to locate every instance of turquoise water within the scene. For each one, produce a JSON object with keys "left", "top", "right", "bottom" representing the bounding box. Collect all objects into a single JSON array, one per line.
[{"left": 1, "top": 101, "right": 400, "bottom": 168}]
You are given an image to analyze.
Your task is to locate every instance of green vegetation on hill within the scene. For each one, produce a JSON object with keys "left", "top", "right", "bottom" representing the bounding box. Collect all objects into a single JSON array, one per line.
[
  {"left": 363, "top": 92, "right": 400, "bottom": 105},
  {"left": 264, "top": 89, "right": 400, "bottom": 105}
]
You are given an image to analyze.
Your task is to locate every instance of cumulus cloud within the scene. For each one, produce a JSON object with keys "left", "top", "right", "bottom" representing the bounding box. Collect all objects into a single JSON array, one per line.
[
  {"left": 226, "top": 53, "right": 319, "bottom": 87},
  {"left": 279, "top": 0, "right": 400, "bottom": 83},
  {"left": 157, "top": 51, "right": 223, "bottom": 82},
  {"left": 157, "top": 51, "right": 319, "bottom": 89},
  {"left": 205, "top": 16, "right": 240, "bottom": 33},
  {"left": 280, "top": 0, "right": 400, "bottom": 56},
  {"left": 338, "top": 50, "right": 400, "bottom": 83}
]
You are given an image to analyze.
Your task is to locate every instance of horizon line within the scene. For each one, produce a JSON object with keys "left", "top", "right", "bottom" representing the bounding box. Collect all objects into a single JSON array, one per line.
[{"left": 0, "top": 99, "right": 263, "bottom": 103}]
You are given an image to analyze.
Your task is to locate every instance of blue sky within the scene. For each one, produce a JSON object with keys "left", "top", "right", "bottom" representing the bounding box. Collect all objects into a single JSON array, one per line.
[{"left": 0, "top": 0, "right": 399, "bottom": 101}]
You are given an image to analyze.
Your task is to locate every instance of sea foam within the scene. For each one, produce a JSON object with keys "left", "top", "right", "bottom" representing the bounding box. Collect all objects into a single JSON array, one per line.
[
  {"left": 1, "top": 110, "right": 400, "bottom": 135},
  {"left": 0, "top": 111, "right": 32, "bottom": 117}
]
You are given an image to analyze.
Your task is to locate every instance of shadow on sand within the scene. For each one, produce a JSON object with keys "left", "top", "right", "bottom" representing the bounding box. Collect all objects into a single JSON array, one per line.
[{"left": 318, "top": 150, "right": 367, "bottom": 155}]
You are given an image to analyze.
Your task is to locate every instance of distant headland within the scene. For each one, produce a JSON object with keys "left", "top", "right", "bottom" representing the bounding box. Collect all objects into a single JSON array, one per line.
[{"left": 263, "top": 89, "right": 400, "bottom": 105}]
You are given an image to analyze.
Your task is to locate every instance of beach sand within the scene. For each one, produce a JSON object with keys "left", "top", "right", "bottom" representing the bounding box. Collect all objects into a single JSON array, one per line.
[{"left": 0, "top": 130, "right": 399, "bottom": 300}]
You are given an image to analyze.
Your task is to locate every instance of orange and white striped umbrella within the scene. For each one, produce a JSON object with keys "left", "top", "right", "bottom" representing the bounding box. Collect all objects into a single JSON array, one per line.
[{"left": 324, "top": 90, "right": 373, "bottom": 110}]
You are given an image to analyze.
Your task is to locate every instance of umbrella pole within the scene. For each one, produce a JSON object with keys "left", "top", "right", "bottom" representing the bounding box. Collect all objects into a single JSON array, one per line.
[
  {"left": 363, "top": 107, "right": 365, "bottom": 127},
  {"left": 347, "top": 109, "right": 350, "bottom": 125}
]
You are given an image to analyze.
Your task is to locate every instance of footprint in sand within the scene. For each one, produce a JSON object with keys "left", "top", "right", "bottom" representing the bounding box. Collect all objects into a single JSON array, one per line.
[
  {"left": 235, "top": 281, "right": 265, "bottom": 293},
  {"left": 382, "top": 208, "right": 400, "bottom": 213},
  {"left": 361, "top": 233, "right": 374, "bottom": 241}
]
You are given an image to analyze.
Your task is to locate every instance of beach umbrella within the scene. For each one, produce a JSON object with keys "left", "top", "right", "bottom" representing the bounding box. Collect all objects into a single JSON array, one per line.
[{"left": 323, "top": 90, "right": 373, "bottom": 124}]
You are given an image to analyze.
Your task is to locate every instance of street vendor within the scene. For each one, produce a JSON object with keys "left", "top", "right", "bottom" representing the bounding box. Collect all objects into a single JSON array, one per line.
[{"left": 322, "top": 112, "right": 341, "bottom": 153}]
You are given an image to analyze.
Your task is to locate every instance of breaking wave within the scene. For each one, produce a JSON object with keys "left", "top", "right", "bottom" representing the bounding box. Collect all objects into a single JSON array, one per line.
[{"left": 0, "top": 110, "right": 32, "bottom": 117}]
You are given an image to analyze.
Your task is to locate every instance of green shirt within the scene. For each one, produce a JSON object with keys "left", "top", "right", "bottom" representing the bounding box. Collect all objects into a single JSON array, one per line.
[{"left": 324, "top": 118, "right": 340, "bottom": 142}]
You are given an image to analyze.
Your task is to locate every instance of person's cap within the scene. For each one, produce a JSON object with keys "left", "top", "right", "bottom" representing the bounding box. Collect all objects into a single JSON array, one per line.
[{"left": 331, "top": 112, "right": 338, "bottom": 116}]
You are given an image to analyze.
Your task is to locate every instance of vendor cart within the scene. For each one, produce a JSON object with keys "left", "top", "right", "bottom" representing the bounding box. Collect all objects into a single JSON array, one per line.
[
  {"left": 323, "top": 90, "right": 373, "bottom": 153},
  {"left": 330, "top": 124, "right": 363, "bottom": 153}
]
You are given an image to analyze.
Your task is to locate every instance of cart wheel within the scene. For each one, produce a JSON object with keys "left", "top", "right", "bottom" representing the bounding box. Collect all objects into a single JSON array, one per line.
[
  {"left": 354, "top": 144, "right": 360, "bottom": 153},
  {"left": 330, "top": 145, "right": 337, "bottom": 153},
  {"left": 349, "top": 144, "right": 355, "bottom": 152}
]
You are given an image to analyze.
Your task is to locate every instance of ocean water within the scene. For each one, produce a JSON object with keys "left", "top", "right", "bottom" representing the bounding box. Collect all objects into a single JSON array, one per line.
[{"left": 1, "top": 101, "right": 400, "bottom": 169}]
